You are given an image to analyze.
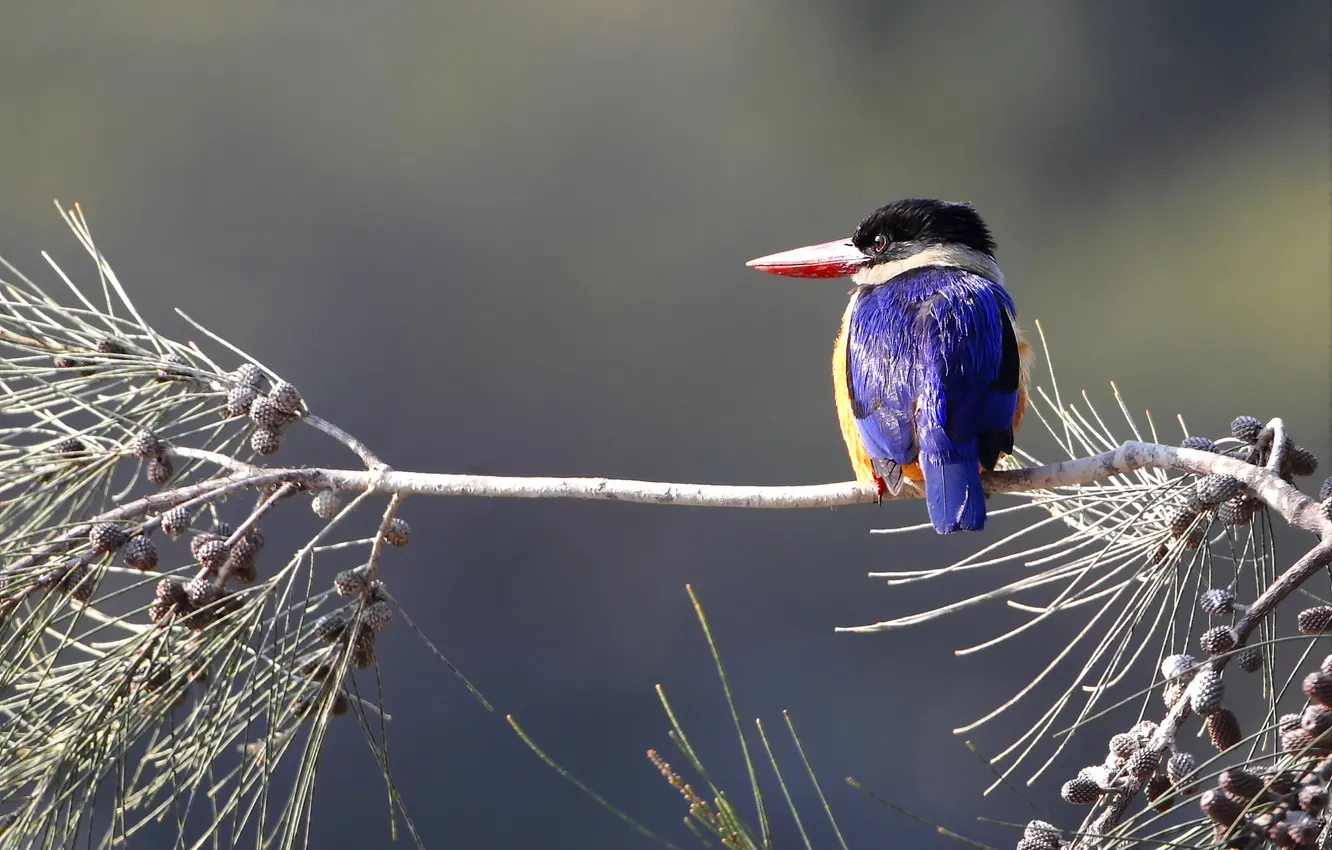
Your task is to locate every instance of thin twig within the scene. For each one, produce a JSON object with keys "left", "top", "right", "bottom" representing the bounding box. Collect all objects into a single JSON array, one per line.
[
  {"left": 363, "top": 494, "right": 404, "bottom": 583},
  {"left": 299, "top": 414, "right": 384, "bottom": 470}
]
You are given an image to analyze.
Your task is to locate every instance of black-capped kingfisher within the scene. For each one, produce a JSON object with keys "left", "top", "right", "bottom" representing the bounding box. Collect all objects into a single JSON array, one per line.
[{"left": 747, "top": 199, "right": 1029, "bottom": 533}]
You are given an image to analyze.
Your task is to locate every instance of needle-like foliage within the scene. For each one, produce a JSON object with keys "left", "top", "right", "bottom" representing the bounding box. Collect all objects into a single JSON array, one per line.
[
  {"left": 0, "top": 204, "right": 446, "bottom": 850},
  {"left": 512, "top": 585, "right": 852, "bottom": 850},
  {"left": 848, "top": 327, "right": 1331, "bottom": 848}
]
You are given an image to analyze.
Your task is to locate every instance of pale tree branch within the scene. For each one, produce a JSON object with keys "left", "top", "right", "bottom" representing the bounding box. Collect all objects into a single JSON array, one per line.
[
  {"left": 144, "top": 438, "right": 1329, "bottom": 534},
  {"left": 28, "top": 436, "right": 1319, "bottom": 610}
]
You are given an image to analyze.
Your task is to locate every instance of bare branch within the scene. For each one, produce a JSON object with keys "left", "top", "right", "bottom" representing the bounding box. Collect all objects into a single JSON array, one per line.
[
  {"left": 151, "top": 441, "right": 1326, "bottom": 536},
  {"left": 1235, "top": 537, "right": 1332, "bottom": 646},
  {"left": 364, "top": 493, "right": 404, "bottom": 582},
  {"left": 300, "top": 413, "right": 384, "bottom": 470}
]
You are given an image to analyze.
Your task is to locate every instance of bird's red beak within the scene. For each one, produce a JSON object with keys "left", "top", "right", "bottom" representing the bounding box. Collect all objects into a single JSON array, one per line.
[{"left": 745, "top": 239, "right": 868, "bottom": 279}]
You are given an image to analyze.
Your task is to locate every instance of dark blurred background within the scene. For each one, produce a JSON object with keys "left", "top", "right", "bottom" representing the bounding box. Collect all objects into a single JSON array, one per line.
[{"left": 2, "top": 2, "right": 1328, "bottom": 847}]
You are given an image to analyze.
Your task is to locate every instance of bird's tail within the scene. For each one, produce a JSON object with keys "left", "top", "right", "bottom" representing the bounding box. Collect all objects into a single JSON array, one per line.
[{"left": 919, "top": 451, "right": 986, "bottom": 533}]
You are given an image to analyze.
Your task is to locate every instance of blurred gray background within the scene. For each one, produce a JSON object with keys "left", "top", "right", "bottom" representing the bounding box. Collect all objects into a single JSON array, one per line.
[{"left": 2, "top": 2, "right": 1329, "bottom": 847}]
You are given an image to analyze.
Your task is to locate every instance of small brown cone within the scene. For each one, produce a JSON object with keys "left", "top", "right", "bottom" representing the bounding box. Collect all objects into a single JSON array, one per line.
[
  {"left": 1207, "top": 708, "right": 1241, "bottom": 752},
  {"left": 1218, "top": 767, "right": 1265, "bottom": 801},
  {"left": 314, "top": 612, "right": 348, "bottom": 644},
  {"left": 1167, "top": 751, "right": 1198, "bottom": 793},
  {"left": 1108, "top": 732, "right": 1140, "bottom": 757},
  {"left": 1298, "top": 783, "right": 1328, "bottom": 815},
  {"left": 1145, "top": 774, "right": 1173, "bottom": 814},
  {"left": 1301, "top": 704, "right": 1332, "bottom": 738},
  {"left": 88, "top": 522, "right": 128, "bottom": 554},
  {"left": 351, "top": 628, "right": 376, "bottom": 669},
  {"left": 1236, "top": 646, "right": 1263, "bottom": 672},
  {"left": 1286, "top": 810, "right": 1321, "bottom": 845},
  {"left": 1282, "top": 726, "right": 1318, "bottom": 756},
  {"left": 1200, "top": 626, "right": 1236, "bottom": 656},
  {"left": 1060, "top": 775, "right": 1100, "bottom": 804},
  {"left": 384, "top": 517, "right": 410, "bottom": 547},
  {"left": 1189, "top": 668, "right": 1224, "bottom": 715},
  {"left": 122, "top": 535, "right": 158, "bottom": 571},
  {"left": 1303, "top": 671, "right": 1332, "bottom": 708},
  {"left": 1299, "top": 606, "right": 1332, "bottom": 635},
  {"left": 1125, "top": 747, "right": 1160, "bottom": 779},
  {"left": 1200, "top": 787, "right": 1243, "bottom": 826}
]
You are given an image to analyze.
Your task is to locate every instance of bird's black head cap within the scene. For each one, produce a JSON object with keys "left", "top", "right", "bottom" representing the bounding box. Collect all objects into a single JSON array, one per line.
[{"left": 851, "top": 199, "right": 996, "bottom": 261}]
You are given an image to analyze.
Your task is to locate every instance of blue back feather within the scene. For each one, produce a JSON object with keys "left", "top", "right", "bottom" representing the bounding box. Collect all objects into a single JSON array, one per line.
[{"left": 846, "top": 267, "right": 1018, "bottom": 533}]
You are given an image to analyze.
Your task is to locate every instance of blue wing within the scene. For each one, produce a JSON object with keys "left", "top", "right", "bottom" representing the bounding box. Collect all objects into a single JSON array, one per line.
[
  {"left": 844, "top": 288, "right": 920, "bottom": 468},
  {"left": 845, "top": 267, "right": 1019, "bottom": 531}
]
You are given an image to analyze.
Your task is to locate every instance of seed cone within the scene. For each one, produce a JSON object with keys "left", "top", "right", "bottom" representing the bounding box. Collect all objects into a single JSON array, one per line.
[
  {"left": 1200, "top": 787, "right": 1242, "bottom": 826},
  {"left": 1305, "top": 672, "right": 1332, "bottom": 708},
  {"left": 1300, "top": 606, "right": 1332, "bottom": 635},
  {"left": 1230, "top": 415, "right": 1262, "bottom": 443},
  {"left": 1190, "top": 668, "right": 1224, "bottom": 715},
  {"left": 1060, "top": 775, "right": 1100, "bottom": 804},
  {"left": 1200, "top": 626, "right": 1235, "bottom": 656},
  {"left": 1207, "top": 708, "right": 1241, "bottom": 752},
  {"left": 1199, "top": 588, "right": 1237, "bottom": 616}
]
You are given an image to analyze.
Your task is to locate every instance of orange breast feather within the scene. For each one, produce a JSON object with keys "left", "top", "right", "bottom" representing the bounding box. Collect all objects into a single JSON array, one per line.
[{"left": 1010, "top": 320, "right": 1031, "bottom": 445}]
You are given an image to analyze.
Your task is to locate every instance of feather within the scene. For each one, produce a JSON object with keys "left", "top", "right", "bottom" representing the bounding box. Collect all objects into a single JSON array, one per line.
[{"left": 843, "top": 267, "right": 1020, "bottom": 533}]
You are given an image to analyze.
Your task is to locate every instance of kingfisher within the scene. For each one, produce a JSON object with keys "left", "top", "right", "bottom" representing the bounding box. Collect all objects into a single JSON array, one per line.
[{"left": 746, "top": 199, "right": 1028, "bottom": 533}]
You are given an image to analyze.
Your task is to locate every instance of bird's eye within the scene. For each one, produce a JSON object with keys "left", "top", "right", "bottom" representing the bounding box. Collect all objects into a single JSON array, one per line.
[{"left": 872, "top": 234, "right": 888, "bottom": 253}]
